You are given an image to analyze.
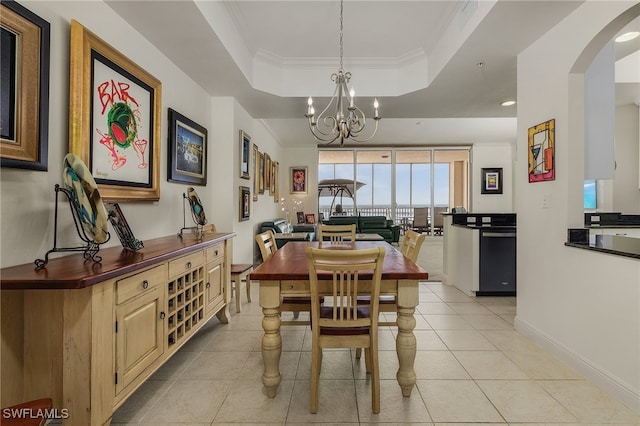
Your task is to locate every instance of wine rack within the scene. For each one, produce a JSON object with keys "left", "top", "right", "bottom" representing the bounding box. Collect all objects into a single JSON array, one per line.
[{"left": 167, "top": 264, "right": 205, "bottom": 347}]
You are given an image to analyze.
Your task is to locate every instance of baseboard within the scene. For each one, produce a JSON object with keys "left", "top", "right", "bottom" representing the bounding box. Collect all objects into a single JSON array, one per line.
[{"left": 515, "top": 316, "right": 640, "bottom": 414}]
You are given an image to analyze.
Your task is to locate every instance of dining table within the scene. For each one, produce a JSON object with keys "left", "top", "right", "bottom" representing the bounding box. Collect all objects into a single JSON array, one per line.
[{"left": 249, "top": 240, "right": 429, "bottom": 398}]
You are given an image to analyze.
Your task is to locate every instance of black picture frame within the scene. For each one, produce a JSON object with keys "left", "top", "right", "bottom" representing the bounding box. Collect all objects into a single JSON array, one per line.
[
  {"left": 168, "top": 108, "right": 207, "bottom": 186},
  {"left": 0, "top": 0, "right": 50, "bottom": 171},
  {"left": 239, "top": 186, "right": 250, "bottom": 221},
  {"left": 240, "top": 130, "right": 250, "bottom": 179},
  {"left": 481, "top": 168, "right": 503, "bottom": 194},
  {"left": 296, "top": 211, "right": 305, "bottom": 224}
]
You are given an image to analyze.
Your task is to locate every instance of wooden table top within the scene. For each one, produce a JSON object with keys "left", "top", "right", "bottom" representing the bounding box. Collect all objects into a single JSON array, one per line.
[
  {"left": 0, "top": 233, "right": 235, "bottom": 290},
  {"left": 250, "top": 241, "right": 429, "bottom": 281}
]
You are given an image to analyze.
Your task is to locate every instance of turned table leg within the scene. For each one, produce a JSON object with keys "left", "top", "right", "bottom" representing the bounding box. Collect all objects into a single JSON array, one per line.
[
  {"left": 260, "top": 280, "right": 282, "bottom": 398},
  {"left": 396, "top": 279, "right": 418, "bottom": 396}
]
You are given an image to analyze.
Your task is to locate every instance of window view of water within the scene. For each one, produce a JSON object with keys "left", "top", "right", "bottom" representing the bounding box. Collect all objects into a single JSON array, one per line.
[{"left": 318, "top": 148, "right": 466, "bottom": 224}]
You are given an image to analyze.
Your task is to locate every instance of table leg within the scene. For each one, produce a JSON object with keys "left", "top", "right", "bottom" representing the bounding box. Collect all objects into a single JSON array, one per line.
[
  {"left": 260, "top": 280, "right": 282, "bottom": 398},
  {"left": 396, "top": 279, "right": 418, "bottom": 396}
]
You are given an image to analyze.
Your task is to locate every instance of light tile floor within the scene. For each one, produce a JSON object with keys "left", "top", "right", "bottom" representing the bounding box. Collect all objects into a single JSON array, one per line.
[{"left": 111, "top": 282, "right": 639, "bottom": 425}]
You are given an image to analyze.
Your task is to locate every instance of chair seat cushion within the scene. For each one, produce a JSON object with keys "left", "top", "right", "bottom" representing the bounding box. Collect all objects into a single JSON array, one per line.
[{"left": 318, "top": 306, "right": 371, "bottom": 335}]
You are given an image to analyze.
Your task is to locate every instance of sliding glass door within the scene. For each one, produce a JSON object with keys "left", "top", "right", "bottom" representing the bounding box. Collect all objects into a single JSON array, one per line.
[{"left": 318, "top": 147, "right": 469, "bottom": 230}]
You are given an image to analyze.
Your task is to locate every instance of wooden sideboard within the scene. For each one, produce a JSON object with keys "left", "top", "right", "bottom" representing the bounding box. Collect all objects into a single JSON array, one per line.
[{"left": 0, "top": 232, "right": 235, "bottom": 425}]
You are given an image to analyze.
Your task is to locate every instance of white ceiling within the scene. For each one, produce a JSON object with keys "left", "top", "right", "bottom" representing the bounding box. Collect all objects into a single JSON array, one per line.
[{"left": 106, "top": 0, "right": 638, "bottom": 148}]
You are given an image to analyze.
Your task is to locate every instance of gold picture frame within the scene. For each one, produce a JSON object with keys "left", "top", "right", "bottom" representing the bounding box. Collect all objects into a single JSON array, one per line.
[
  {"left": 69, "top": 20, "right": 162, "bottom": 201},
  {"left": 0, "top": 1, "right": 50, "bottom": 170},
  {"left": 252, "top": 143, "right": 259, "bottom": 201},
  {"left": 272, "top": 161, "right": 279, "bottom": 202}
]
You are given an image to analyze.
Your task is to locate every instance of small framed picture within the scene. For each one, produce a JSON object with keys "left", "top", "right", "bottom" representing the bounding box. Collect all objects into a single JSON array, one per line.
[
  {"left": 290, "top": 166, "right": 307, "bottom": 194},
  {"left": 239, "top": 186, "right": 250, "bottom": 221},
  {"left": 296, "top": 211, "right": 305, "bottom": 224},
  {"left": 481, "top": 168, "right": 503, "bottom": 194},
  {"left": 305, "top": 213, "right": 316, "bottom": 224},
  {"left": 168, "top": 108, "right": 207, "bottom": 186},
  {"left": 240, "top": 130, "right": 250, "bottom": 179},
  {"left": 252, "top": 143, "right": 259, "bottom": 200}
]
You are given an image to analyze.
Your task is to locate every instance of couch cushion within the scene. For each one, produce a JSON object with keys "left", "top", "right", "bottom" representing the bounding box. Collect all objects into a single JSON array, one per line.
[
  {"left": 260, "top": 219, "right": 288, "bottom": 233},
  {"left": 359, "top": 216, "right": 389, "bottom": 229},
  {"left": 323, "top": 216, "right": 360, "bottom": 230}
]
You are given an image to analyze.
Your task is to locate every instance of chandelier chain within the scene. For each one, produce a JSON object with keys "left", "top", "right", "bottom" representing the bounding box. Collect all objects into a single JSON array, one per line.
[
  {"left": 339, "top": 0, "right": 343, "bottom": 71},
  {"left": 304, "top": 0, "right": 380, "bottom": 146}
]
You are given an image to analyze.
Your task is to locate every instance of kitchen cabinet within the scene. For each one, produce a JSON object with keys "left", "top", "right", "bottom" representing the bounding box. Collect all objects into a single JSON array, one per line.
[
  {"left": 115, "top": 264, "right": 166, "bottom": 395},
  {"left": 0, "top": 233, "right": 234, "bottom": 426}
]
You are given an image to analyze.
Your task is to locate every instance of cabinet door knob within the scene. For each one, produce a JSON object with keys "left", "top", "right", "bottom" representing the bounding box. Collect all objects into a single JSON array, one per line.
[
  {"left": 215, "top": 250, "right": 219, "bottom": 256},
  {"left": 206, "top": 282, "right": 211, "bottom": 288},
  {"left": 160, "top": 311, "right": 166, "bottom": 319},
  {"left": 142, "top": 280, "right": 149, "bottom": 289},
  {"left": 289, "top": 285, "right": 294, "bottom": 289},
  {"left": 186, "top": 261, "right": 192, "bottom": 269}
]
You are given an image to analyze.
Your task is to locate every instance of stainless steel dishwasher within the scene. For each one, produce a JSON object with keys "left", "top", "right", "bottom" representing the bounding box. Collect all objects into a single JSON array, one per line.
[{"left": 478, "top": 228, "right": 516, "bottom": 296}]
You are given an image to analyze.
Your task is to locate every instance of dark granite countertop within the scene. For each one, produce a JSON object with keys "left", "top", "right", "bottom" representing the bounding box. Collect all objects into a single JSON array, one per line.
[
  {"left": 586, "top": 224, "right": 640, "bottom": 228},
  {"left": 565, "top": 234, "right": 640, "bottom": 260}
]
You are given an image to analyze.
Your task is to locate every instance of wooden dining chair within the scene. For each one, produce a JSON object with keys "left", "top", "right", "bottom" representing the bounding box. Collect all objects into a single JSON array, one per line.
[
  {"left": 255, "top": 230, "right": 312, "bottom": 324},
  {"left": 255, "top": 229, "right": 278, "bottom": 261},
  {"left": 306, "top": 246, "right": 385, "bottom": 414},
  {"left": 317, "top": 223, "right": 356, "bottom": 242},
  {"left": 399, "top": 229, "right": 427, "bottom": 263},
  {"left": 355, "top": 229, "right": 425, "bottom": 359}
]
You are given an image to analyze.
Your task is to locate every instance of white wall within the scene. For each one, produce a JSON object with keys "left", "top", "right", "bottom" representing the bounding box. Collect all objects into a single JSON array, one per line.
[
  {"left": 279, "top": 145, "right": 320, "bottom": 218},
  {"left": 471, "top": 143, "right": 514, "bottom": 213},
  {"left": 516, "top": 1, "right": 640, "bottom": 411},
  {"left": 612, "top": 104, "right": 640, "bottom": 212},
  {"left": 0, "top": 1, "right": 212, "bottom": 267},
  {"left": 0, "top": 2, "right": 283, "bottom": 269}
]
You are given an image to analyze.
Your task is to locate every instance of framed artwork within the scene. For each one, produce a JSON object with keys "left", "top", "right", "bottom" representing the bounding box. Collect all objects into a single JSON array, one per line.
[
  {"left": 528, "top": 118, "right": 555, "bottom": 183},
  {"left": 69, "top": 20, "right": 161, "bottom": 201},
  {"left": 239, "top": 186, "right": 250, "bottom": 221},
  {"left": 481, "top": 168, "right": 503, "bottom": 194},
  {"left": 264, "top": 153, "right": 271, "bottom": 192},
  {"left": 305, "top": 213, "right": 316, "bottom": 224},
  {"left": 297, "top": 211, "right": 305, "bottom": 224},
  {"left": 259, "top": 152, "right": 265, "bottom": 194},
  {"left": 272, "top": 160, "right": 279, "bottom": 202},
  {"left": 167, "top": 108, "right": 207, "bottom": 185},
  {"left": 0, "top": 0, "right": 50, "bottom": 170},
  {"left": 290, "top": 166, "right": 308, "bottom": 194},
  {"left": 252, "top": 143, "right": 259, "bottom": 201},
  {"left": 240, "top": 130, "right": 250, "bottom": 179}
]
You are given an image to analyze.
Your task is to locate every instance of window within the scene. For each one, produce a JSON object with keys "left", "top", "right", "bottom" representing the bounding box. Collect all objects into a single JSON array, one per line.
[{"left": 584, "top": 179, "right": 597, "bottom": 209}]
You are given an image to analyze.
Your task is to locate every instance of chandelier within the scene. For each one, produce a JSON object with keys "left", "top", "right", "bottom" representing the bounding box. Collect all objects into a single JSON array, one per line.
[{"left": 305, "top": 0, "right": 380, "bottom": 146}]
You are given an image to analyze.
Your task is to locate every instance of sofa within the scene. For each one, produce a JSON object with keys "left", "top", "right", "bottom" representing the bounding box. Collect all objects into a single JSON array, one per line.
[
  {"left": 322, "top": 215, "right": 400, "bottom": 244},
  {"left": 259, "top": 218, "right": 315, "bottom": 248}
]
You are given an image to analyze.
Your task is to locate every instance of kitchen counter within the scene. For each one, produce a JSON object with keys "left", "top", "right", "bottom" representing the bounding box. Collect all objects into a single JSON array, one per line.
[{"left": 565, "top": 234, "right": 640, "bottom": 260}]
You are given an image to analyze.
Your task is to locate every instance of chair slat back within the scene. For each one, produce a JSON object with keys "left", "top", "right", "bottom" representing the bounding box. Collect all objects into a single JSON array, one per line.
[
  {"left": 400, "top": 229, "right": 426, "bottom": 262},
  {"left": 306, "top": 247, "right": 385, "bottom": 331},
  {"left": 317, "top": 223, "right": 356, "bottom": 242},
  {"left": 255, "top": 230, "right": 278, "bottom": 262}
]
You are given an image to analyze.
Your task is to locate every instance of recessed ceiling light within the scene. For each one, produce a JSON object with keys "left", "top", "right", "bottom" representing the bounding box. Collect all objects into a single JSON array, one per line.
[
  {"left": 615, "top": 31, "right": 640, "bottom": 43},
  {"left": 501, "top": 100, "right": 516, "bottom": 106}
]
